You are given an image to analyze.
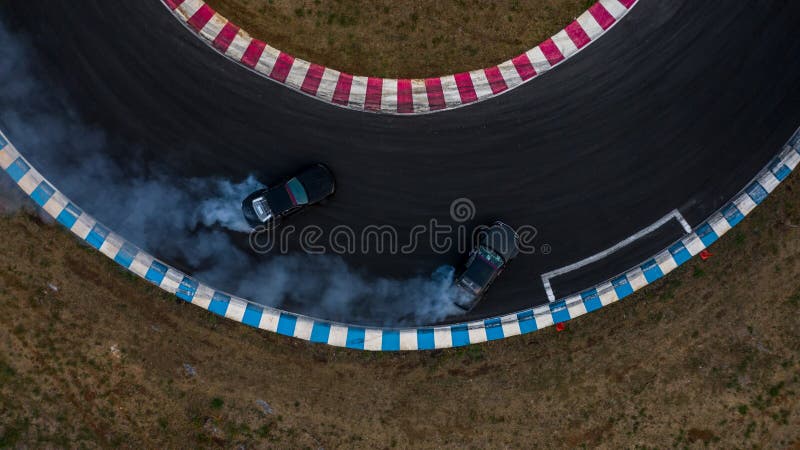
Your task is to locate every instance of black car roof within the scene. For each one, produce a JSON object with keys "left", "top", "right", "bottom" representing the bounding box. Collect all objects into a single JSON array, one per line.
[
  {"left": 296, "top": 164, "right": 335, "bottom": 203},
  {"left": 462, "top": 252, "right": 498, "bottom": 288},
  {"left": 265, "top": 186, "right": 293, "bottom": 215},
  {"left": 480, "top": 223, "right": 520, "bottom": 262}
]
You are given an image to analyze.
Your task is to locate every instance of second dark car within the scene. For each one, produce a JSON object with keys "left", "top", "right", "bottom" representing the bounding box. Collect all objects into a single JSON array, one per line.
[
  {"left": 242, "top": 164, "right": 335, "bottom": 229},
  {"left": 453, "top": 221, "right": 521, "bottom": 312}
]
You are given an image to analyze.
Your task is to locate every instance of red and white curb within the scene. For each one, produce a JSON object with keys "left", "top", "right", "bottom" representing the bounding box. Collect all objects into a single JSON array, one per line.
[{"left": 162, "top": 0, "right": 638, "bottom": 114}]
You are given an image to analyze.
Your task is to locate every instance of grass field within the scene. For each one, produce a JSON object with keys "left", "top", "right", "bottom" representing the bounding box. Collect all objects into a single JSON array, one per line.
[
  {"left": 0, "top": 169, "right": 798, "bottom": 447},
  {"left": 201, "top": 0, "right": 594, "bottom": 78}
]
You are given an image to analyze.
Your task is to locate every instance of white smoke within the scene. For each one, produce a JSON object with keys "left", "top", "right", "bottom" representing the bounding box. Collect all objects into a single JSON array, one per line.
[
  {"left": 192, "top": 176, "right": 263, "bottom": 232},
  {"left": 0, "top": 20, "right": 464, "bottom": 326}
]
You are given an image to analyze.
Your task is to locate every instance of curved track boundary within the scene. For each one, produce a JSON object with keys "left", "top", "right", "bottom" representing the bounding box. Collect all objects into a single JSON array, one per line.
[
  {"left": 162, "top": 0, "right": 638, "bottom": 114},
  {"left": 2, "top": 126, "right": 798, "bottom": 351}
]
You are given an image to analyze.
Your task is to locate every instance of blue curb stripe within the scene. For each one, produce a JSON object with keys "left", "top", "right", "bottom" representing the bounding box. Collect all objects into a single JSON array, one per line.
[
  {"left": 581, "top": 289, "right": 603, "bottom": 312},
  {"left": 549, "top": 301, "right": 570, "bottom": 323},
  {"left": 381, "top": 330, "right": 400, "bottom": 351},
  {"left": 208, "top": 292, "right": 231, "bottom": 317},
  {"left": 346, "top": 327, "right": 365, "bottom": 349},
  {"left": 417, "top": 329, "right": 435, "bottom": 350},
  {"left": 790, "top": 132, "right": 800, "bottom": 149},
  {"left": 451, "top": 325, "right": 470, "bottom": 347},
  {"left": 773, "top": 164, "right": 791, "bottom": 181},
  {"left": 695, "top": 223, "right": 718, "bottom": 247},
  {"left": 56, "top": 202, "right": 82, "bottom": 229},
  {"left": 484, "top": 318, "right": 504, "bottom": 341},
  {"left": 770, "top": 158, "right": 791, "bottom": 181},
  {"left": 517, "top": 310, "right": 537, "bottom": 334},
  {"left": 176, "top": 276, "right": 198, "bottom": 302},
  {"left": 669, "top": 242, "right": 692, "bottom": 266},
  {"left": 746, "top": 181, "right": 768, "bottom": 204},
  {"left": 6, "top": 157, "right": 30, "bottom": 182},
  {"left": 86, "top": 224, "right": 110, "bottom": 249},
  {"left": 640, "top": 259, "right": 664, "bottom": 283},
  {"left": 612, "top": 275, "right": 634, "bottom": 299},
  {"left": 276, "top": 313, "right": 297, "bottom": 336},
  {"left": 145, "top": 260, "right": 168, "bottom": 285},
  {"left": 241, "top": 303, "right": 264, "bottom": 328},
  {"left": 722, "top": 203, "right": 744, "bottom": 227},
  {"left": 30, "top": 181, "right": 55, "bottom": 206},
  {"left": 114, "top": 242, "right": 138, "bottom": 268},
  {"left": 309, "top": 321, "right": 331, "bottom": 343}
]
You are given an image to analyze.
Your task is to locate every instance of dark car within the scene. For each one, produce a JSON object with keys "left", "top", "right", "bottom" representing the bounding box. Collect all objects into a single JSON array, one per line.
[
  {"left": 453, "top": 221, "right": 520, "bottom": 312},
  {"left": 242, "top": 164, "right": 335, "bottom": 229}
]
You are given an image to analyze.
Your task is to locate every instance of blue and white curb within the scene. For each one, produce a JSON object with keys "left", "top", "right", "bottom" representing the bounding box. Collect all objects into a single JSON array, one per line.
[{"left": 1, "top": 127, "right": 798, "bottom": 350}]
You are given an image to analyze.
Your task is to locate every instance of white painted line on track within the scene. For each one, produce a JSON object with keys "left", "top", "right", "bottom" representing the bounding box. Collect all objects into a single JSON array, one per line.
[
  {"left": 674, "top": 210, "right": 692, "bottom": 233},
  {"left": 541, "top": 209, "right": 692, "bottom": 302}
]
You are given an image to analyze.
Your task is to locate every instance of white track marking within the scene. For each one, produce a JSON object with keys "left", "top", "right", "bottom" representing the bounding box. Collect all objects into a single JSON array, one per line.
[
  {"left": 469, "top": 69, "right": 493, "bottom": 100},
  {"left": 496, "top": 60, "right": 522, "bottom": 89},
  {"left": 439, "top": 75, "right": 462, "bottom": 107},
  {"left": 224, "top": 297, "right": 248, "bottom": 322},
  {"left": 525, "top": 46, "right": 552, "bottom": 74},
  {"left": 315, "top": 68, "right": 340, "bottom": 102},
  {"left": 410, "top": 79, "right": 429, "bottom": 113},
  {"left": 541, "top": 209, "right": 692, "bottom": 302},
  {"left": 293, "top": 316, "right": 315, "bottom": 340},
  {"left": 674, "top": 210, "right": 692, "bottom": 233},
  {"left": 175, "top": 0, "right": 203, "bottom": 20}
]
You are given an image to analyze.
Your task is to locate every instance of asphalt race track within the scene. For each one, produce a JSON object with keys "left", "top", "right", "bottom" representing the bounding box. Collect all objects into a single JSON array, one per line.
[{"left": 2, "top": 1, "right": 800, "bottom": 324}]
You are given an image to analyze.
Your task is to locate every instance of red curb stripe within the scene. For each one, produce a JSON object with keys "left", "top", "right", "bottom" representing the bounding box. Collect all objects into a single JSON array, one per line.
[
  {"left": 165, "top": 0, "right": 184, "bottom": 10},
  {"left": 539, "top": 39, "right": 565, "bottom": 66},
  {"left": 483, "top": 66, "right": 508, "bottom": 94},
  {"left": 565, "top": 21, "right": 591, "bottom": 49},
  {"left": 397, "top": 79, "right": 413, "bottom": 114},
  {"left": 511, "top": 53, "right": 537, "bottom": 80},
  {"left": 425, "top": 78, "right": 446, "bottom": 111},
  {"left": 212, "top": 22, "right": 239, "bottom": 52},
  {"left": 364, "top": 78, "right": 383, "bottom": 111},
  {"left": 187, "top": 4, "right": 215, "bottom": 31},
  {"left": 618, "top": 0, "right": 637, "bottom": 8},
  {"left": 301, "top": 64, "right": 325, "bottom": 95},
  {"left": 332, "top": 73, "right": 353, "bottom": 105},
  {"left": 241, "top": 39, "right": 266, "bottom": 68},
  {"left": 588, "top": 2, "right": 616, "bottom": 30},
  {"left": 270, "top": 52, "right": 294, "bottom": 82},
  {"left": 454, "top": 72, "right": 478, "bottom": 103}
]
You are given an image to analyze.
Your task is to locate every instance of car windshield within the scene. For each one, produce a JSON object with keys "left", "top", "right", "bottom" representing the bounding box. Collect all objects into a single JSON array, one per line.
[
  {"left": 463, "top": 247, "right": 501, "bottom": 287},
  {"left": 285, "top": 177, "right": 309, "bottom": 205}
]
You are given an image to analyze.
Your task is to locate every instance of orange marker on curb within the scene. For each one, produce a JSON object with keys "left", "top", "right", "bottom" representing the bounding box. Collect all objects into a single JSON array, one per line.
[
  {"left": 555, "top": 322, "right": 565, "bottom": 332},
  {"left": 699, "top": 249, "right": 713, "bottom": 261}
]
